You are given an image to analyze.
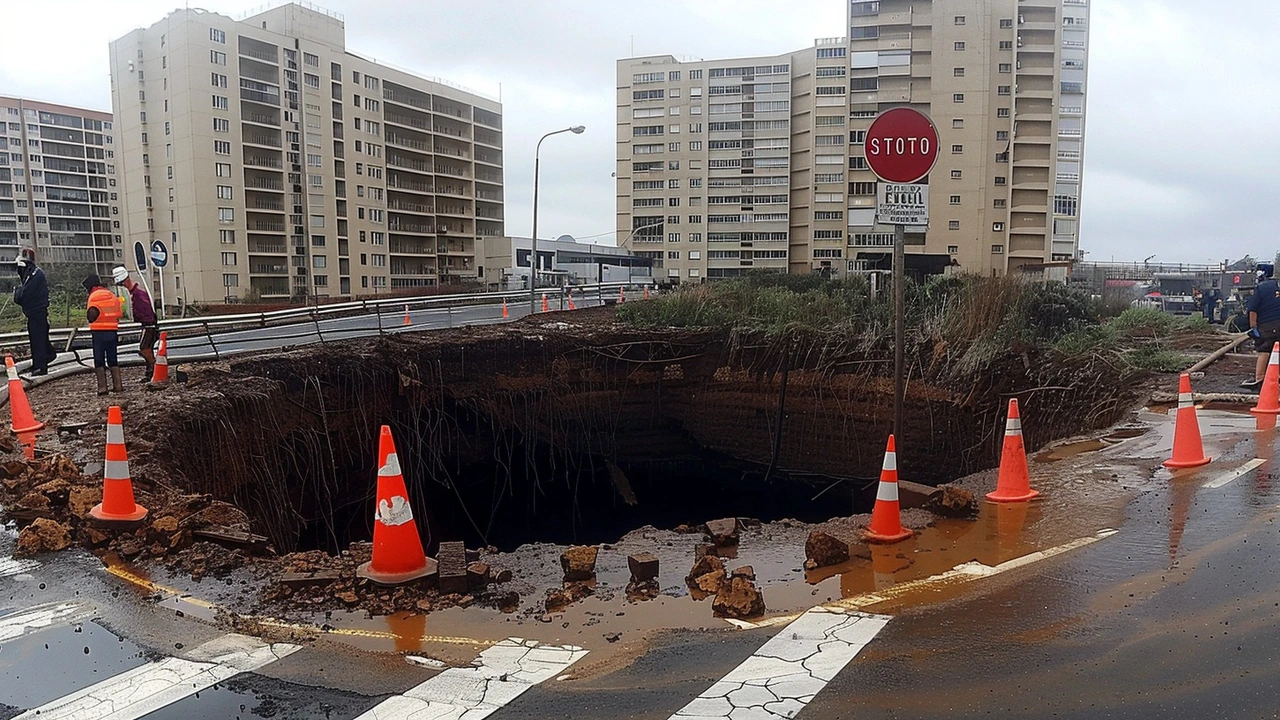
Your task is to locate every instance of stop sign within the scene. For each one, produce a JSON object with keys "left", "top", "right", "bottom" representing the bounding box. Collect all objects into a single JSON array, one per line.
[{"left": 865, "top": 108, "right": 940, "bottom": 184}]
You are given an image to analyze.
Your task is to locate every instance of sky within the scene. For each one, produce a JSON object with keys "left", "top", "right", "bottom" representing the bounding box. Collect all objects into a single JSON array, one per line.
[{"left": 2, "top": 0, "right": 1277, "bottom": 265}]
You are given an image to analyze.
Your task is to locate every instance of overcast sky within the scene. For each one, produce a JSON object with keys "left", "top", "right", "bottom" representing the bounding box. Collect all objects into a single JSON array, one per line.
[{"left": 2, "top": 0, "right": 1276, "bottom": 264}]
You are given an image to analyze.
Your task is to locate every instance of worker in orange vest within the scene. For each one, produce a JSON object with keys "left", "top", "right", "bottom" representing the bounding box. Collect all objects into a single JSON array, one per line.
[{"left": 83, "top": 274, "right": 123, "bottom": 396}]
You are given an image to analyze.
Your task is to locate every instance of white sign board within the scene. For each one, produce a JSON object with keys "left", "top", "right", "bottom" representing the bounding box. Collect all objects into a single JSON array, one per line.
[{"left": 876, "top": 183, "right": 929, "bottom": 227}]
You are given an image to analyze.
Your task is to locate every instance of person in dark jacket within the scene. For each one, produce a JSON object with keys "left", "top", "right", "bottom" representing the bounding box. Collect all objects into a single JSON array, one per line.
[
  {"left": 13, "top": 256, "right": 55, "bottom": 376},
  {"left": 1242, "top": 268, "right": 1280, "bottom": 390},
  {"left": 112, "top": 266, "right": 157, "bottom": 380}
]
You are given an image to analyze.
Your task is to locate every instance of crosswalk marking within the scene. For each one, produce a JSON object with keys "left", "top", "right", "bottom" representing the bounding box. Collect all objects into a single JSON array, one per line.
[
  {"left": 0, "top": 555, "right": 38, "bottom": 579},
  {"left": 13, "top": 633, "right": 300, "bottom": 720},
  {"left": 355, "top": 637, "right": 587, "bottom": 720},
  {"left": 0, "top": 602, "right": 93, "bottom": 645},
  {"left": 670, "top": 607, "right": 889, "bottom": 720}
]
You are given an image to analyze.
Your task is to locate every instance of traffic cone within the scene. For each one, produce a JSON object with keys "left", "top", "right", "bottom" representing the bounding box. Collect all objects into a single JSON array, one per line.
[
  {"left": 502, "top": 299, "right": 509, "bottom": 319},
  {"left": 403, "top": 305, "right": 411, "bottom": 326},
  {"left": 864, "top": 435, "right": 913, "bottom": 543},
  {"left": 644, "top": 286, "right": 650, "bottom": 300},
  {"left": 1252, "top": 345, "right": 1280, "bottom": 415},
  {"left": 151, "top": 331, "right": 170, "bottom": 384},
  {"left": 568, "top": 291, "right": 576, "bottom": 311},
  {"left": 986, "top": 399, "right": 1041, "bottom": 502},
  {"left": 618, "top": 286, "right": 626, "bottom": 303},
  {"left": 541, "top": 293, "right": 549, "bottom": 313},
  {"left": 5, "top": 355, "right": 43, "bottom": 434},
  {"left": 357, "top": 426, "right": 436, "bottom": 585},
  {"left": 1164, "top": 373, "right": 1211, "bottom": 468},
  {"left": 90, "top": 406, "right": 147, "bottom": 522}
]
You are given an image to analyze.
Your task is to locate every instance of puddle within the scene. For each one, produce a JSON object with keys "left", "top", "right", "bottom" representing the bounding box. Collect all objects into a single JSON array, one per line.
[
  {"left": 136, "top": 674, "right": 381, "bottom": 720},
  {"left": 1035, "top": 427, "right": 1152, "bottom": 463},
  {"left": 0, "top": 620, "right": 149, "bottom": 710}
]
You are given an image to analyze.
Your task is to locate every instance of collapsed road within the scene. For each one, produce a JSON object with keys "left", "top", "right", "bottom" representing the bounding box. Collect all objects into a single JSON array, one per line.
[{"left": 0, "top": 304, "right": 1270, "bottom": 719}]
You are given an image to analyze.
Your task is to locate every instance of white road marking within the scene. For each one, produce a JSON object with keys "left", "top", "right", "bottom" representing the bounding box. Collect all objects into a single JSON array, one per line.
[
  {"left": 0, "top": 555, "right": 38, "bottom": 579},
  {"left": 1204, "top": 458, "right": 1266, "bottom": 489},
  {"left": 671, "top": 607, "right": 889, "bottom": 719},
  {"left": 13, "top": 633, "right": 300, "bottom": 720},
  {"left": 355, "top": 637, "right": 587, "bottom": 720},
  {"left": 0, "top": 602, "right": 93, "bottom": 644}
]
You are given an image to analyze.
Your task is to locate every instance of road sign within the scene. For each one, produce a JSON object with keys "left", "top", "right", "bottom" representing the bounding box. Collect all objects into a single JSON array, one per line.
[
  {"left": 877, "top": 183, "right": 930, "bottom": 227},
  {"left": 150, "top": 240, "right": 169, "bottom": 268},
  {"left": 865, "top": 108, "right": 940, "bottom": 184},
  {"left": 133, "top": 241, "right": 149, "bottom": 271}
]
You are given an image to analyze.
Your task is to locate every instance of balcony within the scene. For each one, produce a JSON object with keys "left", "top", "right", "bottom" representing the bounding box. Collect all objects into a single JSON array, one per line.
[
  {"left": 244, "top": 154, "right": 282, "bottom": 170},
  {"left": 251, "top": 220, "right": 286, "bottom": 232},
  {"left": 433, "top": 124, "right": 470, "bottom": 141},
  {"left": 238, "top": 44, "right": 278, "bottom": 65},
  {"left": 388, "top": 200, "right": 434, "bottom": 215},
  {"left": 387, "top": 134, "right": 432, "bottom": 152},
  {"left": 387, "top": 178, "right": 432, "bottom": 194},
  {"left": 243, "top": 111, "right": 280, "bottom": 126},
  {"left": 240, "top": 88, "right": 281, "bottom": 105},
  {"left": 473, "top": 108, "right": 501, "bottom": 130},
  {"left": 476, "top": 191, "right": 503, "bottom": 202},
  {"left": 244, "top": 133, "right": 281, "bottom": 148},
  {"left": 474, "top": 129, "right": 501, "bottom": 147},
  {"left": 475, "top": 151, "right": 501, "bottom": 166},
  {"left": 248, "top": 240, "right": 286, "bottom": 254},
  {"left": 388, "top": 221, "right": 435, "bottom": 235},
  {"left": 247, "top": 199, "right": 285, "bottom": 212},
  {"left": 385, "top": 112, "right": 431, "bottom": 132},
  {"left": 435, "top": 164, "right": 471, "bottom": 179},
  {"left": 384, "top": 88, "right": 432, "bottom": 111},
  {"left": 247, "top": 178, "right": 285, "bottom": 191},
  {"left": 390, "top": 240, "right": 435, "bottom": 255},
  {"left": 389, "top": 156, "right": 433, "bottom": 173},
  {"left": 249, "top": 277, "right": 290, "bottom": 297},
  {"left": 434, "top": 184, "right": 471, "bottom": 198},
  {"left": 248, "top": 261, "right": 288, "bottom": 275},
  {"left": 433, "top": 145, "right": 471, "bottom": 160}
]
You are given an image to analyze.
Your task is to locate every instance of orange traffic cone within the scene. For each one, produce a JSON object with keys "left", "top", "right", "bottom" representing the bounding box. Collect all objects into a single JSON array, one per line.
[
  {"left": 357, "top": 426, "right": 436, "bottom": 585},
  {"left": 5, "top": 355, "right": 43, "bottom": 434},
  {"left": 403, "top": 305, "right": 411, "bottom": 326},
  {"left": 90, "top": 406, "right": 148, "bottom": 522},
  {"left": 987, "top": 398, "right": 1041, "bottom": 502},
  {"left": 151, "top": 331, "right": 170, "bottom": 384},
  {"left": 865, "top": 435, "right": 913, "bottom": 543},
  {"left": 502, "top": 299, "right": 509, "bottom": 319},
  {"left": 1164, "top": 372, "right": 1211, "bottom": 468},
  {"left": 568, "top": 291, "right": 576, "bottom": 311},
  {"left": 1252, "top": 345, "right": 1280, "bottom": 415},
  {"left": 541, "top": 293, "right": 549, "bottom": 313},
  {"left": 618, "top": 286, "right": 626, "bottom": 303}
]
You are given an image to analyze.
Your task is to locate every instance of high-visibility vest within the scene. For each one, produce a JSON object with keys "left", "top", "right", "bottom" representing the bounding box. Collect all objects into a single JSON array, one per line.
[{"left": 87, "top": 287, "right": 122, "bottom": 331}]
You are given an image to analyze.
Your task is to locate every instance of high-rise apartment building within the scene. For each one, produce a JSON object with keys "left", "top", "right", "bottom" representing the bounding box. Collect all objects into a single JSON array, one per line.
[
  {"left": 616, "top": 0, "right": 1089, "bottom": 282},
  {"left": 0, "top": 97, "right": 122, "bottom": 275},
  {"left": 110, "top": 3, "right": 503, "bottom": 306}
]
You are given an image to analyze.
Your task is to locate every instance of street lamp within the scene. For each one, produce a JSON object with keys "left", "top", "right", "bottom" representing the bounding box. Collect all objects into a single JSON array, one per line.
[{"left": 530, "top": 125, "right": 586, "bottom": 314}]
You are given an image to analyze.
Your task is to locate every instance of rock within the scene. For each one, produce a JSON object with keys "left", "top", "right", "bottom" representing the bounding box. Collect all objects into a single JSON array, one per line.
[
  {"left": 0, "top": 460, "right": 28, "bottom": 479},
  {"left": 925, "top": 485, "right": 979, "bottom": 518},
  {"left": 152, "top": 516, "right": 180, "bottom": 535},
  {"left": 494, "top": 568, "right": 513, "bottom": 584},
  {"left": 627, "top": 552, "right": 659, "bottom": 583},
  {"left": 730, "top": 565, "right": 755, "bottom": 581},
  {"left": 561, "top": 545, "right": 599, "bottom": 582},
  {"left": 544, "top": 581, "right": 593, "bottom": 613},
  {"left": 83, "top": 528, "right": 111, "bottom": 547},
  {"left": 805, "top": 531, "right": 850, "bottom": 570},
  {"left": 604, "top": 632, "right": 622, "bottom": 643},
  {"left": 336, "top": 591, "right": 360, "bottom": 605},
  {"left": 68, "top": 486, "right": 102, "bottom": 518},
  {"left": 415, "top": 599, "right": 433, "bottom": 612},
  {"left": 691, "top": 571, "right": 724, "bottom": 595},
  {"left": 694, "top": 543, "right": 714, "bottom": 560},
  {"left": 34, "top": 478, "right": 72, "bottom": 504},
  {"left": 15, "top": 518, "right": 72, "bottom": 556},
  {"left": 465, "top": 548, "right": 481, "bottom": 563},
  {"left": 494, "top": 591, "right": 520, "bottom": 613},
  {"left": 705, "top": 518, "right": 739, "bottom": 547},
  {"left": 467, "top": 562, "right": 491, "bottom": 589},
  {"left": 438, "top": 541, "right": 469, "bottom": 595},
  {"left": 686, "top": 553, "right": 724, "bottom": 582},
  {"left": 712, "top": 576, "right": 766, "bottom": 619},
  {"left": 673, "top": 524, "right": 696, "bottom": 534},
  {"left": 625, "top": 581, "right": 660, "bottom": 602},
  {"left": 15, "top": 491, "right": 50, "bottom": 513}
]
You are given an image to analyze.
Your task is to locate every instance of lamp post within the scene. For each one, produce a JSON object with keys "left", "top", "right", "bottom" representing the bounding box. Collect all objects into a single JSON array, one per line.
[{"left": 530, "top": 125, "right": 585, "bottom": 314}]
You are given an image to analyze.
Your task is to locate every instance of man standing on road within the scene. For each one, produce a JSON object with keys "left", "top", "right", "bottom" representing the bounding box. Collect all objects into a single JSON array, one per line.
[
  {"left": 113, "top": 266, "right": 156, "bottom": 381},
  {"left": 1242, "top": 267, "right": 1280, "bottom": 390},
  {"left": 83, "top": 274, "right": 123, "bottom": 396},
  {"left": 13, "top": 255, "right": 55, "bottom": 376}
]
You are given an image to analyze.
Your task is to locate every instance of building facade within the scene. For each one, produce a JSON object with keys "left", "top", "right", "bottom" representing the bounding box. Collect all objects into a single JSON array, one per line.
[
  {"left": 478, "top": 236, "right": 654, "bottom": 291},
  {"left": 616, "top": 0, "right": 1089, "bottom": 282},
  {"left": 110, "top": 3, "right": 503, "bottom": 307},
  {"left": 0, "top": 97, "right": 122, "bottom": 275}
]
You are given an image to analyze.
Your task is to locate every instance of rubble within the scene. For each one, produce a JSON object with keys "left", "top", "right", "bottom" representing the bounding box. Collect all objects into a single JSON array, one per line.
[
  {"left": 712, "top": 575, "right": 766, "bottom": 619},
  {"left": 627, "top": 552, "right": 659, "bottom": 584},
  {"left": 561, "top": 545, "right": 599, "bottom": 582},
  {"left": 804, "top": 530, "right": 851, "bottom": 570},
  {"left": 15, "top": 517, "right": 72, "bottom": 556},
  {"left": 545, "top": 581, "right": 594, "bottom": 613},
  {"left": 925, "top": 485, "right": 979, "bottom": 518},
  {"left": 705, "top": 518, "right": 739, "bottom": 548}
]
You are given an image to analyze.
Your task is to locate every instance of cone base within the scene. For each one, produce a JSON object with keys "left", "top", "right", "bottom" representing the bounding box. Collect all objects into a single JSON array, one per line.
[
  {"left": 864, "top": 528, "right": 913, "bottom": 544},
  {"left": 11, "top": 420, "right": 44, "bottom": 434},
  {"left": 1250, "top": 407, "right": 1280, "bottom": 416},
  {"left": 89, "top": 503, "right": 148, "bottom": 522},
  {"left": 357, "top": 556, "right": 438, "bottom": 586},
  {"left": 1162, "top": 456, "right": 1211, "bottom": 469},
  {"left": 986, "top": 488, "right": 1041, "bottom": 503}
]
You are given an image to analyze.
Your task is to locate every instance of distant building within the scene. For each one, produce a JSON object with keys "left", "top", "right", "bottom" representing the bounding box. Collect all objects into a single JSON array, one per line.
[
  {"left": 478, "top": 236, "right": 653, "bottom": 291},
  {"left": 616, "top": 0, "right": 1090, "bottom": 283},
  {"left": 110, "top": 3, "right": 503, "bottom": 307},
  {"left": 0, "top": 96, "right": 122, "bottom": 276}
]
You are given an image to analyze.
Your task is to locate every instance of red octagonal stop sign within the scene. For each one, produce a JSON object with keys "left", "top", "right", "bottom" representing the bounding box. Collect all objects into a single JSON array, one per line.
[{"left": 865, "top": 108, "right": 940, "bottom": 184}]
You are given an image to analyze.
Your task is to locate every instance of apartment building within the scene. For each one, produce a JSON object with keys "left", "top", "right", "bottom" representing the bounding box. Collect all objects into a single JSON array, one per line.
[
  {"left": 110, "top": 3, "right": 503, "bottom": 306},
  {"left": 0, "top": 97, "right": 122, "bottom": 276},
  {"left": 616, "top": 0, "right": 1089, "bottom": 281}
]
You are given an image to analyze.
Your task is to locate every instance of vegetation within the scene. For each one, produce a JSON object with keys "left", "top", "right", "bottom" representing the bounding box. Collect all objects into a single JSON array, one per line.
[{"left": 0, "top": 262, "right": 94, "bottom": 333}]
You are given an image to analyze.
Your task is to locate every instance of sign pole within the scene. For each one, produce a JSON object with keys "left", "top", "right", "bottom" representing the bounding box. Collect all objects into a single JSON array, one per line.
[
  {"left": 157, "top": 266, "right": 166, "bottom": 319},
  {"left": 893, "top": 223, "right": 905, "bottom": 441}
]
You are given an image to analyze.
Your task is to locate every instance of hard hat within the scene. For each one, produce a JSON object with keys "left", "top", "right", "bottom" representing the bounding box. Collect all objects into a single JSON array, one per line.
[
  {"left": 14, "top": 256, "right": 29, "bottom": 268},
  {"left": 111, "top": 266, "right": 129, "bottom": 285}
]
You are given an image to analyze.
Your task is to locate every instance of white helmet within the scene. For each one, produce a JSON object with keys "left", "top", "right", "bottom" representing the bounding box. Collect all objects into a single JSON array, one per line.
[
  {"left": 14, "top": 256, "right": 29, "bottom": 269},
  {"left": 111, "top": 266, "right": 129, "bottom": 285}
]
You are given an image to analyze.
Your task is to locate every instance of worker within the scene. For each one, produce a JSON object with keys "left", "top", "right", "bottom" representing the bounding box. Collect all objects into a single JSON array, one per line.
[
  {"left": 113, "top": 266, "right": 157, "bottom": 380},
  {"left": 83, "top": 274, "right": 123, "bottom": 396},
  {"left": 13, "top": 255, "right": 55, "bottom": 376},
  {"left": 1242, "top": 267, "right": 1280, "bottom": 390}
]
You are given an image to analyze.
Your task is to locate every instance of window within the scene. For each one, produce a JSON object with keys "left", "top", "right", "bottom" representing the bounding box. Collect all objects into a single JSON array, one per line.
[
  {"left": 994, "top": 199, "right": 1007, "bottom": 209},
  {"left": 668, "top": 124, "right": 681, "bottom": 134},
  {"left": 850, "top": 182, "right": 876, "bottom": 196},
  {"left": 221, "top": 252, "right": 236, "bottom": 266},
  {"left": 954, "top": 15, "right": 966, "bottom": 25},
  {"left": 954, "top": 41, "right": 966, "bottom": 51},
  {"left": 953, "top": 68, "right": 965, "bottom": 77},
  {"left": 305, "top": 73, "right": 320, "bottom": 89},
  {"left": 669, "top": 161, "right": 680, "bottom": 170},
  {"left": 215, "top": 162, "right": 231, "bottom": 177},
  {"left": 211, "top": 72, "right": 227, "bottom": 88},
  {"left": 212, "top": 95, "right": 228, "bottom": 110},
  {"left": 689, "top": 141, "right": 703, "bottom": 151},
  {"left": 948, "top": 220, "right": 960, "bottom": 230},
  {"left": 667, "top": 251, "right": 680, "bottom": 260},
  {"left": 313, "top": 255, "right": 327, "bottom": 269},
  {"left": 690, "top": 69, "right": 703, "bottom": 79},
  {"left": 688, "top": 215, "right": 702, "bottom": 223},
  {"left": 1054, "top": 195, "right": 1079, "bottom": 215},
  {"left": 951, "top": 144, "right": 963, "bottom": 154},
  {"left": 690, "top": 178, "right": 703, "bottom": 188},
  {"left": 311, "top": 234, "right": 327, "bottom": 247},
  {"left": 816, "top": 47, "right": 846, "bottom": 59},
  {"left": 304, "top": 52, "right": 319, "bottom": 67},
  {"left": 993, "top": 222, "right": 1005, "bottom": 232},
  {"left": 992, "top": 245, "right": 1004, "bottom": 254},
  {"left": 999, "top": 19, "right": 1013, "bottom": 29},
  {"left": 997, "top": 108, "right": 1010, "bottom": 118},
  {"left": 999, "top": 63, "right": 1012, "bottom": 73},
  {"left": 849, "top": 157, "right": 869, "bottom": 170},
  {"left": 947, "top": 245, "right": 959, "bottom": 254},
  {"left": 1000, "top": 41, "right": 1013, "bottom": 50},
  {"left": 218, "top": 207, "right": 234, "bottom": 223},
  {"left": 210, "top": 50, "right": 226, "bottom": 65},
  {"left": 223, "top": 274, "right": 239, "bottom": 287},
  {"left": 210, "top": 28, "right": 226, "bottom": 43},
  {"left": 815, "top": 211, "right": 844, "bottom": 221},
  {"left": 216, "top": 185, "right": 233, "bottom": 199},
  {"left": 667, "top": 215, "right": 680, "bottom": 224},
  {"left": 953, "top": 93, "right": 964, "bottom": 103},
  {"left": 994, "top": 176, "right": 1007, "bottom": 186},
  {"left": 850, "top": 78, "right": 878, "bottom": 91},
  {"left": 220, "top": 229, "right": 236, "bottom": 244},
  {"left": 949, "top": 195, "right": 961, "bottom": 205},
  {"left": 668, "top": 233, "right": 680, "bottom": 243},
  {"left": 950, "top": 170, "right": 962, "bottom": 179},
  {"left": 214, "top": 140, "right": 231, "bottom": 155},
  {"left": 668, "top": 142, "right": 680, "bottom": 152}
]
